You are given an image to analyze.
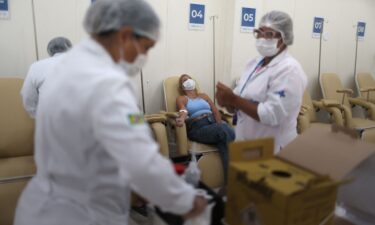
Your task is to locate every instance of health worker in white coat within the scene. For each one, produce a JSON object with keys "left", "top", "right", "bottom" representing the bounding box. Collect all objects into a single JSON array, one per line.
[
  {"left": 14, "top": 1, "right": 206, "bottom": 225},
  {"left": 21, "top": 37, "right": 72, "bottom": 118},
  {"left": 216, "top": 11, "right": 307, "bottom": 154}
]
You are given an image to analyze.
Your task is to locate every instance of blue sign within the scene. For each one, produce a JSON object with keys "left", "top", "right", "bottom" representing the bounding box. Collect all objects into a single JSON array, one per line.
[
  {"left": 312, "top": 17, "right": 324, "bottom": 38},
  {"left": 189, "top": 4, "right": 205, "bottom": 25},
  {"left": 189, "top": 4, "right": 205, "bottom": 30},
  {"left": 0, "top": 0, "right": 8, "bottom": 11},
  {"left": 0, "top": 0, "right": 9, "bottom": 19},
  {"left": 313, "top": 17, "right": 324, "bottom": 34},
  {"left": 357, "top": 22, "right": 366, "bottom": 38},
  {"left": 241, "top": 8, "right": 256, "bottom": 28}
]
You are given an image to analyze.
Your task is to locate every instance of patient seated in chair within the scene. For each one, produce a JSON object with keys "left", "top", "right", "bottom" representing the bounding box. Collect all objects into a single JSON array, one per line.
[{"left": 175, "top": 74, "right": 235, "bottom": 179}]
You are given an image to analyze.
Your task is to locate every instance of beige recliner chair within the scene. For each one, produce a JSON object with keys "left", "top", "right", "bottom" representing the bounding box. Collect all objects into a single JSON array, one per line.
[
  {"left": 320, "top": 73, "right": 375, "bottom": 130},
  {"left": 297, "top": 90, "right": 344, "bottom": 133},
  {"left": 355, "top": 72, "right": 375, "bottom": 104},
  {"left": 162, "top": 76, "right": 224, "bottom": 188},
  {"left": 0, "top": 77, "right": 36, "bottom": 225}
]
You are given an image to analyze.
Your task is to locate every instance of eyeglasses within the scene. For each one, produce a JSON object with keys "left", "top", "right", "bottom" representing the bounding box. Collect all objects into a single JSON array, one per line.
[{"left": 253, "top": 29, "right": 280, "bottom": 39}]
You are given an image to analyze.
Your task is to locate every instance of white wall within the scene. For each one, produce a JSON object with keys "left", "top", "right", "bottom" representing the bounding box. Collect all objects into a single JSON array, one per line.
[
  {"left": 225, "top": 0, "right": 375, "bottom": 101},
  {"left": 0, "top": 0, "right": 36, "bottom": 76},
  {"left": 1, "top": 0, "right": 375, "bottom": 114},
  {"left": 33, "top": 0, "right": 90, "bottom": 60},
  {"left": 143, "top": 0, "right": 219, "bottom": 113}
]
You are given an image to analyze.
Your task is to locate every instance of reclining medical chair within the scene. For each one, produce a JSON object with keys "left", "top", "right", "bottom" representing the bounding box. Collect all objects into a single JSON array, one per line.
[
  {"left": 297, "top": 90, "right": 344, "bottom": 133},
  {"left": 162, "top": 76, "right": 224, "bottom": 188},
  {"left": 0, "top": 77, "right": 36, "bottom": 225},
  {"left": 320, "top": 73, "right": 375, "bottom": 131},
  {"left": 355, "top": 72, "right": 375, "bottom": 104}
]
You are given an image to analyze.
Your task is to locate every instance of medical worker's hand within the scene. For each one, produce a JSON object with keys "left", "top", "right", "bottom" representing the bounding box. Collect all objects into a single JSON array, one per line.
[
  {"left": 183, "top": 195, "right": 207, "bottom": 219},
  {"left": 216, "top": 82, "right": 236, "bottom": 107}
]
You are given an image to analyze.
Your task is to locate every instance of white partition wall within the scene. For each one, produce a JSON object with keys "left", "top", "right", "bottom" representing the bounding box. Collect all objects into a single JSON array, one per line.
[
  {"left": 0, "top": 0, "right": 36, "bottom": 77},
  {"left": 32, "top": 0, "right": 90, "bottom": 60},
  {"left": 143, "top": 0, "right": 220, "bottom": 113}
]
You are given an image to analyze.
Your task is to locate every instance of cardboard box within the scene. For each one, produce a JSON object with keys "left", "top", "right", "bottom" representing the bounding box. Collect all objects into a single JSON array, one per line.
[{"left": 225, "top": 125, "right": 375, "bottom": 225}]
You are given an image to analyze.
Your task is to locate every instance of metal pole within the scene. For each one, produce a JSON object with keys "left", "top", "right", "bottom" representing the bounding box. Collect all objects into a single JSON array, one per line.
[
  {"left": 210, "top": 15, "right": 218, "bottom": 104},
  {"left": 140, "top": 69, "right": 146, "bottom": 114},
  {"left": 354, "top": 25, "right": 359, "bottom": 78},
  {"left": 31, "top": 0, "right": 39, "bottom": 60},
  {"left": 317, "top": 18, "right": 324, "bottom": 83}
]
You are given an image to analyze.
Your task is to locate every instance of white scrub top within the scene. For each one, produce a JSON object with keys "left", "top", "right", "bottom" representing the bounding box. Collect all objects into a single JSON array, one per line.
[
  {"left": 20, "top": 53, "right": 65, "bottom": 118},
  {"left": 15, "top": 38, "right": 195, "bottom": 225},
  {"left": 233, "top": 50, "right": 307, "bottom": 154}
]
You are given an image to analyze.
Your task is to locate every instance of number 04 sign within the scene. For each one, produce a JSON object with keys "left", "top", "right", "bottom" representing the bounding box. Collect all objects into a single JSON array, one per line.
[
  {"left": 189, "top": 3, "right": 205, "bottom": 31},
  {"left": 0, "top": 0, "right": 10, "bottom": 20}
]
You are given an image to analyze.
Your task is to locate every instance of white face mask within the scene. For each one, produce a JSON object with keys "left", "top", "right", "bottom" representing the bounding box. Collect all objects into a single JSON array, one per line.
[
  {"left": 182, "top": 79, "right": 196, "bottom": 91},
  {"left": 118, "top": 38, "right": 147, "bottom": 76},
  {"left": 255, "top": 38, "right": 280, "bottom": 57}
]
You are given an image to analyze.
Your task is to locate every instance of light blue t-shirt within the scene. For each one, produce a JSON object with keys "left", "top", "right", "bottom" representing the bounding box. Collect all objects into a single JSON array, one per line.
[{"left": 186, "top": 96, "right": 212, "bottom": 118}]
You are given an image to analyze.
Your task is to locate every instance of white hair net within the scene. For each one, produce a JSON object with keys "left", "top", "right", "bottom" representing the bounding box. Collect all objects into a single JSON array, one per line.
[
  {"left": 84, "top": 0, "right": 160, "bottom": 41},
  {"left": 47, "top": 37, "right": 72, "bottom": 56},
  {"left": 259, "top": 11, "right": 294, "bottom": 46}
]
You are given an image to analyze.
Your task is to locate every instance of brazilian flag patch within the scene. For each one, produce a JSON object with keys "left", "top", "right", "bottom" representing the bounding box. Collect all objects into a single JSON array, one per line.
[{"left": 128, "top": 114, "right": 145, "bottom": 125}]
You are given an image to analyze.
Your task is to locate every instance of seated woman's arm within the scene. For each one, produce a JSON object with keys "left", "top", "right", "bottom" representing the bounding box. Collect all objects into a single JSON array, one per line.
[
  {"left": 176, "top": 96, "right": 188, "bottom": 127},
  {"left": 200, "top": 93, "right": 222, "bottom": 123}
]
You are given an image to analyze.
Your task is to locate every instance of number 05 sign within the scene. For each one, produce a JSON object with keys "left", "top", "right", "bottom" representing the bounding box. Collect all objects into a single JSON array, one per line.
[
  {"left": 241, "top": 7, "right": 256, "bottom": 33},
  {"left": 189, "top": 3, "right": 205, "bottom": 31}
]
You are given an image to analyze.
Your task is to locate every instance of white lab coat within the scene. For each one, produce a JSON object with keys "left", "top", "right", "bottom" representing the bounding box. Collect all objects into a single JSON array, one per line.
[
  {"left": 14, "top": 38, "right": 195, "bottom": 225},
  {"left": 20, "top": 53, "right": 65, "bottom": 118},
  {"left": 233, "top": 50, "right": 307, "bottom": 154}
]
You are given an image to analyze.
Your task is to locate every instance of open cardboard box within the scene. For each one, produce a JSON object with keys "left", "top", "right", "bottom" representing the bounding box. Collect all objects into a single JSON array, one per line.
[{"left": 225, "top": 125, "right": 375, "bottom": 225}]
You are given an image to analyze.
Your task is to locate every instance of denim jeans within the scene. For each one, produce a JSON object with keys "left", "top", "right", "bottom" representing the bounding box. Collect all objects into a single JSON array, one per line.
[{"left": 186, "top": 114, "right": 235, "bottom": 182}]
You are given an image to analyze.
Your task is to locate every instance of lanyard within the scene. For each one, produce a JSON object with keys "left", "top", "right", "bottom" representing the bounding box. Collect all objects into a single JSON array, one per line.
[
  {"left": 239, "top": 59, "right": 265, "bottom": 96},
  {"left": 234, "top": 59, "right": 265, "bottom": 125}
]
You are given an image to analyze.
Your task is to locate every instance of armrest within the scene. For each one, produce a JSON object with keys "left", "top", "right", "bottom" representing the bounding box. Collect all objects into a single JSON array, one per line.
[
  {"left": 0, "top": 175, "right": 34, "bottom": 184},
  {"left": 360, "top": 87, "right": 375, "bottom": 101},
  {"left": 145, "top": 114, "right": 167, "bottom": 123},
  {"left": 299, "top": 104, "right": 310, "bottom": 115},
  {"left": 160, "top": 111, "right": 189, "bottom": 155},
  {"left": 321, "top": 99, "right": 342, "bottom": 107},
  {"left": 340, "top": 104, "right": 355, "bottom": 128},
  {"left": 360, "top": 87, "right": 375, "bottom": 92},
  {"left": 348, "top": 97, "right": 375, "bottom": 120},
  {"left": 336, "top": 89, "right": 354, "bottom": 105},
  {"left": 336, "top": 89, "right": 354, "bottom": 95},
  {"left": 312, "top": 100, "right": 344, "bottom": 126},
  {"left": 311, "top": 100, "right": 323, "bottom": 108},
  {"left": 297, "top": 113, "right": 310, "bottom": 133},
  {"left": 324, "top": 106, "right": 344, "bottom": 126},
  {"left": 348, "top": 97, "right": 374, "bottom": 109},
  {"left": 160, "top": 111, "right": 179, "bottom": 118}
]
